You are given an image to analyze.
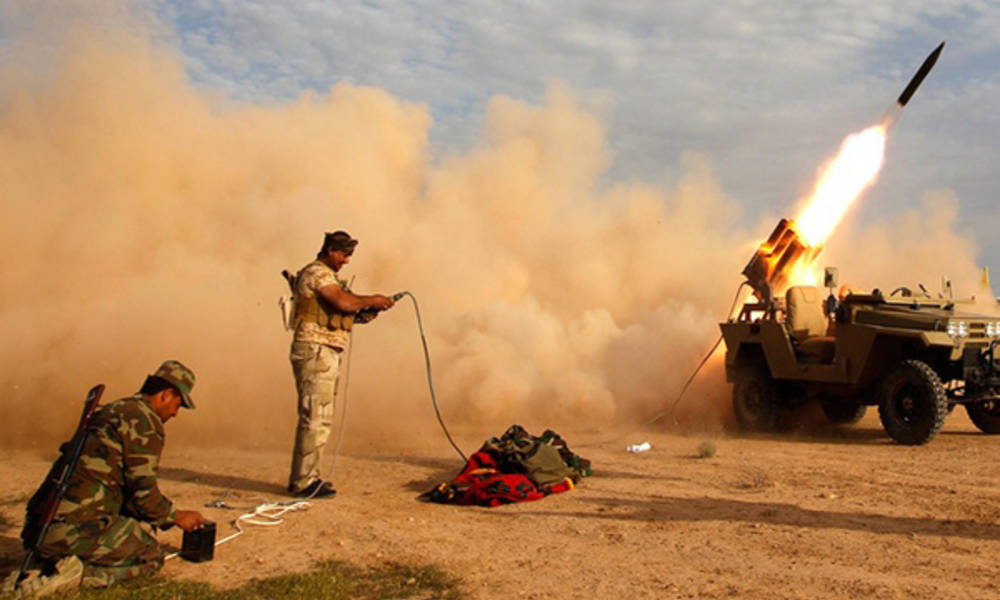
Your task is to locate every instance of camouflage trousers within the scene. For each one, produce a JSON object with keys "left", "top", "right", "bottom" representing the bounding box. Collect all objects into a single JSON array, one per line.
[
  {"left": 34, "top": 515, "right": 164, "bottom": 587},
  {"left": 289, "top": 341, "right": 342, "bottom": 492}
]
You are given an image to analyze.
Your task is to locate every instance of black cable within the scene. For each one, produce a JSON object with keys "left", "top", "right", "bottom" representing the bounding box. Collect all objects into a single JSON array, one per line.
[
  {"left": 620, "top": 281, "right": 750, "bottom": 432},
  {"left": 402, "top": 279, "right": 747, "bottom": 453},
  {"left": 662, "top": 281, "right": 749, "bottom": 425},
  {"left": 664, "top": 335, "right": 723, "bottom": 425},
  {"left": 579, "top": 281, "right": 750, "bottom": 448}
]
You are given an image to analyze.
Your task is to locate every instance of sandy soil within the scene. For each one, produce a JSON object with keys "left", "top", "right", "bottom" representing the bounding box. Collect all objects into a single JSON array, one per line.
[{"left": 3, "top": 410, "right": 1000, "bottom": 600}]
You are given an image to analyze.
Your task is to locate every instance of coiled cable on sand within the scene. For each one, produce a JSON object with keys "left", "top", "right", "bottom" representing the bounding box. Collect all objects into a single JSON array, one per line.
[{"left": 167, "top": 290, "right": 470, "bottom": 559}]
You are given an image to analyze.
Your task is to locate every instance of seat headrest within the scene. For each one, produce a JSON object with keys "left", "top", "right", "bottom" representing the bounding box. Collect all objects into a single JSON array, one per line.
[{"left": 786, "top": 286, "right": 826, "bottom": 339}]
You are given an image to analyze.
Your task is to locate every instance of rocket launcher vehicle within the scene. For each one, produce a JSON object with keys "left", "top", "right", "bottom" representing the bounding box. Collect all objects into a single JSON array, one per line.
[{"left": 739, "top": 43, "right": 945, "bottom": 315}]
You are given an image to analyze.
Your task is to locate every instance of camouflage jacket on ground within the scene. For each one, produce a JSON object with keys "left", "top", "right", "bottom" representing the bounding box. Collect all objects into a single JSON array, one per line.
[{"left": 26, "top": 395, "right": 176, "bottom": 528}]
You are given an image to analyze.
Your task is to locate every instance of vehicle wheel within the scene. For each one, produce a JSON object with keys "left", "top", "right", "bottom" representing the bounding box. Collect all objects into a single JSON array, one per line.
[
  {"left": 966, "top": 401, "right": 1000, "bottom": 434},
  {"left": 877, "top": 359, "right": 948, "bottom": 445},
  {"left": 820, "top": 397, "right": 867, "bottom": 425},
  {"left": 733, "top": 367, "right": 780, "bottom": 432}
]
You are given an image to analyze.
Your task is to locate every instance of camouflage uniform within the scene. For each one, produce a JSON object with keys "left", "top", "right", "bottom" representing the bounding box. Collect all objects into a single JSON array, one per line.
[
  {"left": 288, "top": 260, "right": 352, "bottom": 493},
  {"left": 21, "top": 395, "right": 179, "bottom": 587}
]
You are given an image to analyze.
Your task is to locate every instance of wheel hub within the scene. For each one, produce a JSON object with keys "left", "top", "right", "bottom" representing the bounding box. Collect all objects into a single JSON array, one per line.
[{"left": 894, "top": 385, "right": 921, "bottom": 423}]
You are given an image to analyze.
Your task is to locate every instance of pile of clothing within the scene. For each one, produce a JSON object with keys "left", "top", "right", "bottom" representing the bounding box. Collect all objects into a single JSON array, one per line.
[{"left": 420, "top": 425, "right": 591, "bottom": 507}]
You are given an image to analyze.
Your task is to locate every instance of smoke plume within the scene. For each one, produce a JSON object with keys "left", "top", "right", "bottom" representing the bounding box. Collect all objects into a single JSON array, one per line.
[{"left": 0, "top": 8, "right": 988, "bottom": 452}]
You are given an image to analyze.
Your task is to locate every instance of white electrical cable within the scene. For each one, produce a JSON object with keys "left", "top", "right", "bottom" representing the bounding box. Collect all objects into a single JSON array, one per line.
[
  {"left": 163, "top": 497, "right": 312, "bottom": 561},
  {"left": 164, "top": 313, "right": 360, "bottom": 562},
  {"left": 166, "top": 286, "right": 461, "bottom": 561}
]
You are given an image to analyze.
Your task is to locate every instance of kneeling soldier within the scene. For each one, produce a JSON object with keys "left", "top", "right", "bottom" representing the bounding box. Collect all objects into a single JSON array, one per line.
[{"left": 12, "top": 361, "right": 206, "bottom": 595}]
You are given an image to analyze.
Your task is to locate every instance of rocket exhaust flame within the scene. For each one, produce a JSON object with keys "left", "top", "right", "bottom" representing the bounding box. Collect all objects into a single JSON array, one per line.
[
  {"left": 793, "top": 124, "right": 887, "bottom": 248},
  {"left": 741, "top": 123, "right": 887, "bottom": 307},
  {"left": 740, "top": 43, "right": 945, "bottom": 304}
]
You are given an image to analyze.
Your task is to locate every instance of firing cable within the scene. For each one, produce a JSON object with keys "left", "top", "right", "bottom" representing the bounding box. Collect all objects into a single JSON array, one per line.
[
  {"left": 395, "top": 291, "right": 468, "bottom": 462},
  {"left": 661, "top": 281, "right": 749, "bottom": 425},
  {"left": 321, "top": 323, "right": 354, "bottom": 484},
  {"left": 173, "top": 288, "right": 467, "bottom": 558},
  {"left": 163, "top": 495, "right": 310, "bottom": 561},
  {"left": 167, "top": 286, "right": 360, "bottom": 560},
  {"left": 165, "top": 328, "right": 355, "bottom": 560},
  {"left": 296, "top": 284, "right": 360, "bottom": 496},
  {"left": 317, "top": 288, "right": 470, "bottom": 474},
  {"left": 584, "top": 281, "right": 749, "bottom": 448},
  {"left": 663, "top": 336, "right": 724, "bottom": 425}
]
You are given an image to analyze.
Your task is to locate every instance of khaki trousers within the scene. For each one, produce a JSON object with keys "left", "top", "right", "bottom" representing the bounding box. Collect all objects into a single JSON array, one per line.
[{"left": 288, "top": 341, "right": 342, "bottom": 492}]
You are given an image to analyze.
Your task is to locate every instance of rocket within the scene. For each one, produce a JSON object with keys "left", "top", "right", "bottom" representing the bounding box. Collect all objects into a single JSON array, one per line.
[
  {"left": 896, "top": 42, "right": 944, "bottom": 107},
  {"left": 738, "top": 42, "right": 947, "bottom": 308}
]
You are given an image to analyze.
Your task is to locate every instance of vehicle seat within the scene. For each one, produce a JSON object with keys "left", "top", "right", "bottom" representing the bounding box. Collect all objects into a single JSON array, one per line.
[{"left": 785, "top": 286, "right": 835, "bottom": 362}]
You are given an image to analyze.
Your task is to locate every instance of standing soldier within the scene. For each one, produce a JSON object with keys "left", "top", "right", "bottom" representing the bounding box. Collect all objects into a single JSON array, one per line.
[
  {"left": 288, "top": 230, "right": 395, "bottom": 497},
  {"left": 6, "top": 361, "right": 206, "bottom": 596}
]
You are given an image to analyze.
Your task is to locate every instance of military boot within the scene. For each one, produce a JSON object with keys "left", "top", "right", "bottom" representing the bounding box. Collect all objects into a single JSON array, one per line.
[
  {"left": 4, "top": 556, "right": 83, "bottom": 598},
  {"left": 0, "top": 568, "right": 36, "bottom": 596}
]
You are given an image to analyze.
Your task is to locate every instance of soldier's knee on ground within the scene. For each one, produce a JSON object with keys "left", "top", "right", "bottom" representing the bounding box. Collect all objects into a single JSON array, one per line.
[
  {"left": 80, "top": 559, "right": 163, "bottom": 588},
  {"left": 1, "top": 555, "right": 84, "bottom": 598}
]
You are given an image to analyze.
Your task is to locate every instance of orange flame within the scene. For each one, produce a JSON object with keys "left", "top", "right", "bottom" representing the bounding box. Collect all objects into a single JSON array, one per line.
[
  {"left": 794, "top": 124, "right": 888, "bottom": 247},
  {"left": 777, "top": 122, "right": 888, "bottom": 289},
  {"left": 786, "top": 258, "right": 819, "bottom": 287}
]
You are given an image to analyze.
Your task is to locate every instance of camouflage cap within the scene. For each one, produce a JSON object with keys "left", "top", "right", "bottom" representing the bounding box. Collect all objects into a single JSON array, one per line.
[
  {"left": 152, "top": 360, "right": 196, "bottom": 409},
  {"left": 322, "top": 230, "right": 358, "bottom": 255}
]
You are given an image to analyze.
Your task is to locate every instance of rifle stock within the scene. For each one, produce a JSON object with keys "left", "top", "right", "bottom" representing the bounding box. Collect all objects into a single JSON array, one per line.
[
  {"left": 281, "top": 269, "right": 295, "bottom": 294},
  {"left": 16, "top": 384, "right": 105, "bottom": 586}
]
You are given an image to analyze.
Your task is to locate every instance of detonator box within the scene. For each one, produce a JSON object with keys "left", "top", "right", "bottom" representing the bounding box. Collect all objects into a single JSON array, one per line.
[{"left": 180, "top": 520, "right": 216, "bottom": 562}]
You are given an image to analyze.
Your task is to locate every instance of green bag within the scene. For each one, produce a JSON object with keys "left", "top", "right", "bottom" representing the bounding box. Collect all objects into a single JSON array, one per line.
[{"left": 483, "top": 425, "right": 590, "bottom": 487}]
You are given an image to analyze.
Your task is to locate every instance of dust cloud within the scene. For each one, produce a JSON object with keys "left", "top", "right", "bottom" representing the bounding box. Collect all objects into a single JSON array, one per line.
[
  {"left": 0, "top": 8, "right": 990, "bottom": 455},
  {"left": 824, "top": 192, "right": 985, "bottom": 300}
]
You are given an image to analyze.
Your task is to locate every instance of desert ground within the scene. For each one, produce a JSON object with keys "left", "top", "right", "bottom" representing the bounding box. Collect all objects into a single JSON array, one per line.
[{"left": 3, "top": 409, "right": 1000, "bottom": 600}]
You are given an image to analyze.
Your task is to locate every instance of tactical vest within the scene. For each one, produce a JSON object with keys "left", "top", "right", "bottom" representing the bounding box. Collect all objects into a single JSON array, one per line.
[{"left": 292, "top": 267, "right": 355, "bottom": 332}]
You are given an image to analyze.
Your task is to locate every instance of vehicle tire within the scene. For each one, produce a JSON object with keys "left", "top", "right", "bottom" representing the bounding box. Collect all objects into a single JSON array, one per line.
[
  {"left": 877, "top": 359, "right": 948, "bottom": 445},
  {"left": 966, "top": 401, "right": 1000, "bottom": 434},
  {"left": 820, "top": 398, "right": 867, "bottom": 425},
  {"left": 733, "top": 367, "right": 780, "bottom": 432}
]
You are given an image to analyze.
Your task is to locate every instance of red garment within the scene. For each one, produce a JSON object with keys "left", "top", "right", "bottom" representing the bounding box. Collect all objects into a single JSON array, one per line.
[{"left": 427, "top": 450, "right": 573, "bottom": 508}]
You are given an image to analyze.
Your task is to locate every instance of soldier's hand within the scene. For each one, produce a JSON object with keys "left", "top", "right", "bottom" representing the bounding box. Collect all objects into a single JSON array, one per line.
[
  {"left": 174, "top": 510, "right": 206, "bottom": 532},
  {"left": 370, "top": 294, "right": 394, "bottom": 310}
]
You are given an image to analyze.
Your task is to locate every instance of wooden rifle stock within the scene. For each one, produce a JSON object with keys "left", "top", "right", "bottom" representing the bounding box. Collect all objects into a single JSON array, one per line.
[{"left": 15, "top": 384, "right": 105, "bottom": 586}]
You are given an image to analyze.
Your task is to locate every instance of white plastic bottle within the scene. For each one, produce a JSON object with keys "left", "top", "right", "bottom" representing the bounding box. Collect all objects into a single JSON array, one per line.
[{"left": 626, "top": 441, "right": 651, "bottom": 453}]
